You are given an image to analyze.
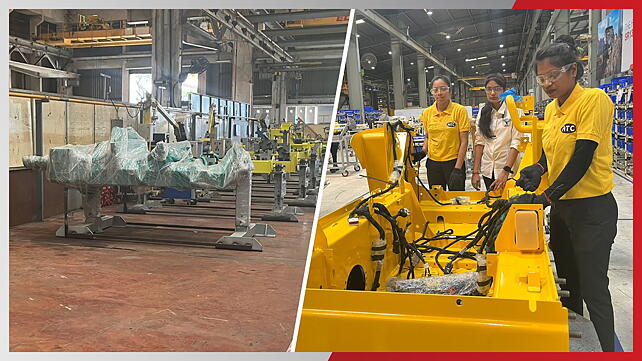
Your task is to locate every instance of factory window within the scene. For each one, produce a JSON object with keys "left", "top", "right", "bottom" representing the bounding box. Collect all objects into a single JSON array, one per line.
[
  {"left": 129, "top": 73, "right": 152, "bottom": 104},
  {"left": 181, "top": 73, "right": 199, "bottom": 101}
]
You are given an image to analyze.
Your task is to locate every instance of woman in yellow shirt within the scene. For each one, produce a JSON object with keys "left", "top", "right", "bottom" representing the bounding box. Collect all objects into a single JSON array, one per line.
[
  {"left": 513, "top": 36, "right": 617, "bottom": 352},
  {"left": 419, "top": 75, "right": 470, "bottom": 190}
]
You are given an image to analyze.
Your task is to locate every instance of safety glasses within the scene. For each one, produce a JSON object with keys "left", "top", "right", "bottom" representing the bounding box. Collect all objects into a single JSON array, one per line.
[
  {"left": 484, "top": 86, "right": 504, "bottom": 93},
  {"left": 430, "top": 86, "right": 450, "bottom": 94},
  {"left": 535, "top": 63, "right": 575, "bottom": 86}
]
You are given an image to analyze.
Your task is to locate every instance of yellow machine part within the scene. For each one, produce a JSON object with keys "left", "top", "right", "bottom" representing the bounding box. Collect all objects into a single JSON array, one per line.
[
  {"left": 252, "top": 159, "right": 298, "bottom": 174},
  {"left": 297, "top": 105, "right": 569, "bottom": 351}
]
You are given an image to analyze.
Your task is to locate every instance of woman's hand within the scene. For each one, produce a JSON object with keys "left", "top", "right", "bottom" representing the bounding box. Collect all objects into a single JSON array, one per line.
[
  {"left": 490, "top": 170, "right": 510, "bottom": 191},
  {"left": 471, "top": 173, "right": 481, "bottom": 190}
]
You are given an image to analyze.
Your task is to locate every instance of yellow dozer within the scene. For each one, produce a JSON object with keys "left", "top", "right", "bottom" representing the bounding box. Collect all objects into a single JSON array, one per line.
[{"left": 296, "top": 96, "right": 572, "bottom": 351}]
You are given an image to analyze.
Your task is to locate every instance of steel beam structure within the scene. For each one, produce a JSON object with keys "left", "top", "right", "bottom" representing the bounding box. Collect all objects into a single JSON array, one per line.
[
  {"left": 202, "top": 9, "right": 295, "bottom": 63},
  {"left": 262, "top": 25, "right": 348, "bottom": 37},
  {"left": 357, "top": 9, "right": 472, "bottom": 88},
  {"left": 9, "top": 61, "right": 79, "bottom": 78},
  {"left": 245, "top": 10, "right": 349, "bottom": 23},
  {"left": 151, "top": 9, "right": 182, "bottom": 107},
  {"left": 417, "top": 55, "right": 428, "bottom": 108},
  {"left": 346, "top": 17, "right": 364, "bottom": 116}
]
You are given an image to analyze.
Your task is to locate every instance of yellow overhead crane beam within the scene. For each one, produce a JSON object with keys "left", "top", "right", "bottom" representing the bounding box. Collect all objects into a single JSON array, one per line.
[
  {"left": 35, "top": 24, "right": 152, "bottom": 48},
  {"left": 296, "top": 96, "right": 569, "bottom": 351}
]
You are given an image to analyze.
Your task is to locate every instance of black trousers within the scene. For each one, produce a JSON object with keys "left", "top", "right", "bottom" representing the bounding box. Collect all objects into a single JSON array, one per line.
[
  {"left": 425, "top": 158, "right": 465, "bottom": 191},
  {"left": 549, "top": 192, "right": 618, "bottom": 352},
  {"left": 483, "top": 174, "right": 494, "bottom": 191},
  {"left": 330, "top": 142, "right": 339, "bottom": 164}
]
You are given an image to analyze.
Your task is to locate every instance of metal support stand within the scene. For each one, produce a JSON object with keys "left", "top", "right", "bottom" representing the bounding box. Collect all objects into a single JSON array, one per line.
[
  {"left": 328, "top": 131, "right": 360, "bottom": 177},
  {"left": 55, "top": 177, "right": 276, "bottom": 252},
  {"left": 56, "top": 186, "right": 126, "bottom": 237},
  {"left": 215, "top": 169, "right": 276, "bottom": 251},
  {"left": 287, "top": 159, "right": 318, "bottom": 207},
  {"left": 261, "top": 164, "right": 302, "bottom": 222},
  {"left": 117, "top": 187, "right": 163, "bottom": 214},
  {"left": 306, "top": 153, "right": 319, "bottom": 196}
]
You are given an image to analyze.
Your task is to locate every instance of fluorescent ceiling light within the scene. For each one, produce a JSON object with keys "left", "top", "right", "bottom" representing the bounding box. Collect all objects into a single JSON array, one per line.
[{"left": 356, "top": 19, "right": 365, "bottom": 24}]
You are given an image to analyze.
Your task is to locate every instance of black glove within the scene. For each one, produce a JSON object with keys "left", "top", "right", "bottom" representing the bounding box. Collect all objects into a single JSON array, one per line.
[
  {"left": 515, "top": 164, "right": 545, "bottom": 191},
  {"left": 448, "top": 167, "right": 465, "bottom": 191},
  {"left": 509, "top": 193, "right": 550, "bottom": 207},
  {"left": 411, "top": 151, "right": 426, "bottom": 163}
]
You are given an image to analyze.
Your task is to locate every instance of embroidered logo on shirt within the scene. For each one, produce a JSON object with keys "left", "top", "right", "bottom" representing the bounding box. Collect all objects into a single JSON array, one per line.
[
  {"left": 560, "top": 124, "right": 576, "bottom": 134},
  {"left": 446, "top": 122, "right": 456, "bottom": 127}
]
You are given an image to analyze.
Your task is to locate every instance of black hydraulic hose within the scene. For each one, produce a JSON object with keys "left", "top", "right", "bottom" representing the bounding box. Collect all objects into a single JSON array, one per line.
[
  {"left": 349, "top": 180, "right": 398, "bottom": 219},
  {"left": 416, "top": 176, "right": 452, "bottom": 206}
]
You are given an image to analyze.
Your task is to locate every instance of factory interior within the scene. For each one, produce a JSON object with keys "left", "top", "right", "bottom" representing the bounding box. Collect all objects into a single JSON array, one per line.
[
  {"left": 305, "top": 9, "right": 633, "bottom": 352},
  {"left": 8, "top": 9, "right": 347, "bottom": 351}
]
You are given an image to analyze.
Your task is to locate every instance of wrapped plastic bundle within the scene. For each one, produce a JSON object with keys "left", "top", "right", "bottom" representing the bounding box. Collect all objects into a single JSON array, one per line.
[
  {"left": 22, "top": 127, "right": 253, "bottom": 190},
  {"left": 387, "top": 271, "right": 479, "bottom": 296}
]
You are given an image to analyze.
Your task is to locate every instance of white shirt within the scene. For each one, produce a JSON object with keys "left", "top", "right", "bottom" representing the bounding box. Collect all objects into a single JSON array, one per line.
[{"left": 473, "top": 102, "right": 524, "bottom": 179}]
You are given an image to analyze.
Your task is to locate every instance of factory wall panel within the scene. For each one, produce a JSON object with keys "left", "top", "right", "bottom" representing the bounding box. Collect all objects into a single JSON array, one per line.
[
  {"left": 206, "top": 63, "right": 232, "bottom": 99},
  {"left": 9, "top": 97, "right": 33, "bottom": 167},
  {"left": 67, "top": 102, "right": 95, "bottom": 144},
  {"left": 42, "top": 178, "right": 66, "bottom": 219},
  {"left": 74, "top": 68, "right": 123, "bottom": 101},
  {"left": 95, "top": 104, "right": 119, "bottom": 141},
  {"left": 288, "top": 70, "right": 339, "bottom": 97},
  {"left": 41, "top": 100, "right": 67, "bottom": 155},
  {"left": 9, "top": 169, "right": 38, "bottom": 226},
  {"left": 9, "top": 95, "right": 143, "bottom": 226}
]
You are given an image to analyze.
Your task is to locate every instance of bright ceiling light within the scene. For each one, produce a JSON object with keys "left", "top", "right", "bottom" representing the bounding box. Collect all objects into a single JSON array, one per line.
[
  {"left": 410, "top": 62, "right": 414, "bottom": 65},
  {"left": 502, "top": 63, "right": 506, "bottom": 66},
  {"left": 356, "top": 19, "right": 365, "bottom": 24},
  {"left": 499, "top": 44, "right": 504, "bottom": 48},
  {"left": 501, "top": 55, "right": 505, "bottom": 59},
  {"left": 425, "top": 9, "right": 433, "bottom": 15},
  {"left": 356, "top": 34, "right": 360, "bottom": 38},
  {"left": 407, "top": 78, "right": 411, "bottom": 82},
  {"left": 457, "top": 48, "right": 461, "bottom": 52},
  {"left": 446, "top": 35, "right": 451, "bottom": 39},
  {"left": 388, "top": 51, "right": 392, "bottom": 55},
  {"left": 498, "top": 28, "right": 503, "bottom": 33}
]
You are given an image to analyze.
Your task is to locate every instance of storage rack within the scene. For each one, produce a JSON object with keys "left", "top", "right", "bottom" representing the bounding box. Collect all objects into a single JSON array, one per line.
[
  {"left": 336, "top": 107, "right": 384, "bottom": 126},
  {"left": 602, "top": 75, "right": 633, "bottom": 181}
]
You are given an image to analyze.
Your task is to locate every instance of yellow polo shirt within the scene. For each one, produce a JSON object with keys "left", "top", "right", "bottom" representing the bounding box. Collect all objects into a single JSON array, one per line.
[
  {"left": 542, "top": 83, "right": 614, "bottom": 200},
  {"left": 419, "top": 101, "right": 470, "bottom": 161}
]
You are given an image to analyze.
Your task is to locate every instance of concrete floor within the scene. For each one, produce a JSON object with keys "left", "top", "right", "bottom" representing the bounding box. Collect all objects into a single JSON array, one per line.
[
  {"left": 320, "top": 158, "right": 633, "bottom": 352},
  {"left": 9, "top": 179, "right": 314, "bottom": 351}
]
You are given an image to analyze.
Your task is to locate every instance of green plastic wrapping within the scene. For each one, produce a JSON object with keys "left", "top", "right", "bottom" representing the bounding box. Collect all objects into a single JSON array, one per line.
[{"left": 22, "top": 127, "right": 253, "bottom": 190}]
